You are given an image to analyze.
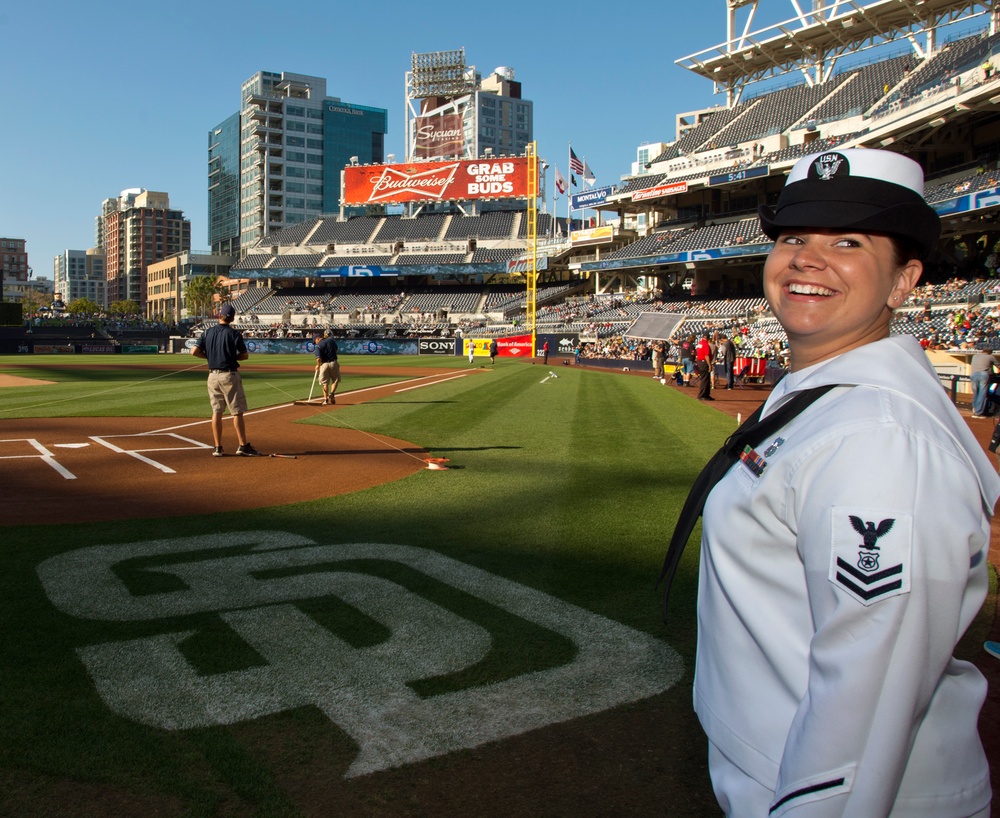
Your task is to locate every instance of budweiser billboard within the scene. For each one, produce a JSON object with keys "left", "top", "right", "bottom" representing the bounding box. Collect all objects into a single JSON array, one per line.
[
  {"left": 414, "top": 113, "right": 464, "bottom": 159},
  {"left": 343, "top": 159, "right": 532, "bottom": 205}
]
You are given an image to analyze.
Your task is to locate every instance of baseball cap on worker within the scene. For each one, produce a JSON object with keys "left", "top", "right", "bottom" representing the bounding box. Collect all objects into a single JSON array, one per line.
[
  {"left": 219, "top": 303, "right": 236, "bottom": 320},
  {"left": 758, "top": 148, "right": 940, "bottom": 259}
]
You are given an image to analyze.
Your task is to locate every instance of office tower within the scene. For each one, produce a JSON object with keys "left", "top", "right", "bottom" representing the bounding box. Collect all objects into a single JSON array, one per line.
[
  {"left": 0, "top": 237, "right": 28, "bottom": 301},
  {"left": 53, "top": 248, "right": 106, "bottom": 306},
  {"left": 97, "top": 189, "right": 191, "bottom": 312},
  {"left": 209, "top": 70, "right": 388, "bottom": 254}
]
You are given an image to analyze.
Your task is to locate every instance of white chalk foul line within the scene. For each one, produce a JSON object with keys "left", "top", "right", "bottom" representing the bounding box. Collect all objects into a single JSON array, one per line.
[
  {"left": 148, "top": 371, "right": 470, "bottom": 435},
  {"left": 0, "top": 438, "right": 78, "bottom": 480}
]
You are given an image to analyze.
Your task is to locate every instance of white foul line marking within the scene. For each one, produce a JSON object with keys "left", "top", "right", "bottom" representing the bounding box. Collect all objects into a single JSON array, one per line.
[
  {"left": 149, "top": 372, "right": 471, "bottom": 435},
  {"left": 394, "top": 372, "right": 470, "bottom": 393},
  {"left": 0, "top": 438, "right": 77, "bottom": 480}
]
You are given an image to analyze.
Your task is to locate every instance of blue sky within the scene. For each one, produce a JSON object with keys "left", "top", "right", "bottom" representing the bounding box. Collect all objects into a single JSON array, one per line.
[{"left": 0, "top": 0, "right": 938, "bottom": 280}]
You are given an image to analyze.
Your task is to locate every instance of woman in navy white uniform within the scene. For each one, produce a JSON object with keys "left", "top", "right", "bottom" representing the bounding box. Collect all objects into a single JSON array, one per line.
[{"left": 694, "top": 149, "right": 999, "bottom": 817}]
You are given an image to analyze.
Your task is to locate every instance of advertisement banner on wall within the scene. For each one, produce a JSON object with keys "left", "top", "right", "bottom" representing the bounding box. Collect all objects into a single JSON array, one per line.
[
  {"left": 570, "top": 225, "right": 614, "bottom": 246},
  {"left": 536, "top": 333, "right": 579, "bottom": 358},
  {"left": 343, "top": 158, "right": 531, "bottom": 205},
  {"left": 571, "top": 186, "right": 613, "bottom": 210},
  {"left": 418, "top": 338, "right": 458, "bottom": 355},
  {"left": 497, "top": 334, "right": 533, "bottom": 358},
  {"left": 413, "top": 114, "right": 464, "bottom": 159},
  {"left": 317, "top": 266, "right": 399, "bottom": 278},
  {"left": 631, "top": 181, "right": 689, "bottom": 202},
  {"left": 185, "top": 337, "right": 421, "bottom": 356}
]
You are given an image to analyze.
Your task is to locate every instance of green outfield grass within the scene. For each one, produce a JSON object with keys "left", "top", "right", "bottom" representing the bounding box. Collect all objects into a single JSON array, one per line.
[
  {"left": 0, "top": 355, "right": 994, "bottom": 816},
  {"left": 0, "top": 354, "right": 474, "bottom": 419}
]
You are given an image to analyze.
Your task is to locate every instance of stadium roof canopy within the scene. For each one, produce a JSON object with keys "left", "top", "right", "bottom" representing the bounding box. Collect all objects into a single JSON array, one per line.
[{"left": 677, "top": 0, "right": 999, "bottom": 103}]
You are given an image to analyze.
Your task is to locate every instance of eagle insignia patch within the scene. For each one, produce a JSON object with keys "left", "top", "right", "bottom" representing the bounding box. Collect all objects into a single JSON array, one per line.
[{"left": 829, "top": 508, "right": 911, "bottom": 606}]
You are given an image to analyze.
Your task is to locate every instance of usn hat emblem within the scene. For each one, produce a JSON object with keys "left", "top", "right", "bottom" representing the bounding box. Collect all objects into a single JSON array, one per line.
[{"left": 812, "top": 153, "right": 846, "bottom": 180}]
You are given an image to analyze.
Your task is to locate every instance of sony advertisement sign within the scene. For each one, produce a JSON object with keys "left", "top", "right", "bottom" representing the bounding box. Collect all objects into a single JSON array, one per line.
[{"left": 418, "top": 338, "right": 458, "bottom": 355}]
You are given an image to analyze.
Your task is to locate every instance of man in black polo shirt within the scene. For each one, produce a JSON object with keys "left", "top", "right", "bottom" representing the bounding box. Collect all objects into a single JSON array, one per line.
[
  {"left": 193, "top": 303, "right": 261, "bottom": 456},
  {"left": 314, "top": 328, "right": 341, "bottom": 405}
]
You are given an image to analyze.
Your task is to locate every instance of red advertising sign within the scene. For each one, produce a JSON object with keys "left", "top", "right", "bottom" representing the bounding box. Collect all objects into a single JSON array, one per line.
[
  {"left": 343, "top": 159, "right": 532, "bottom": 205},
  {"left": 631, "top": 181, "right": 689, "bottom": 202},
  {"left": 497, "top": 334, "right": 534, "bottom": 357},
  {"left": 414, "top": 114, "right": 464, "bottom": 159}
]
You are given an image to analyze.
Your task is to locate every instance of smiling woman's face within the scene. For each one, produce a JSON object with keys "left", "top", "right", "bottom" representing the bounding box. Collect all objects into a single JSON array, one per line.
[{"left": 763, "top": 228, "right": 923, "bottom": 371}]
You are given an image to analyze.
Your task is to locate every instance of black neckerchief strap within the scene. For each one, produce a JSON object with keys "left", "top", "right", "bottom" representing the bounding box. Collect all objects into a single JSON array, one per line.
[{"left": 657, "top": 384, "right": 840, "bottom": 625}]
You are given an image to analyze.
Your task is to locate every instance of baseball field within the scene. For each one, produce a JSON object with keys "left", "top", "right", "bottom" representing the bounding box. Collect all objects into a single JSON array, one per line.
[{"left": 0, "top": 353, "right": 997, "bottom": 817}]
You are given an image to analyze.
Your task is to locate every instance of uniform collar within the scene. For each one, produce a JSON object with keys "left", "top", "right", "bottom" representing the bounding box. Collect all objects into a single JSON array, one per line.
[{"left": 768, "top": 335, "right": 1000, "bottom": 510}]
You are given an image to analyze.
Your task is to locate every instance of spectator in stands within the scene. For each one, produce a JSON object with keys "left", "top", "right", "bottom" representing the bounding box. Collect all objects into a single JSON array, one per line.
[
  {"left": 969, "top": 347, "right": 999, "bottom": 417},
  {"left": 674, "top": 148, "right": 998, "bottom": 817},
  {"left": 315, "top": 329, "right": 341, "bottom": 405},
  {"left": 192, "top": 304, "right": 261, "bottom": 457}
]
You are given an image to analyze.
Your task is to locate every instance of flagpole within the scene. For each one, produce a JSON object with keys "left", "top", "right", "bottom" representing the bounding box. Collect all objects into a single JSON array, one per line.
[{"left": 567, "top": 142, "right": 572, "bottom": 235}]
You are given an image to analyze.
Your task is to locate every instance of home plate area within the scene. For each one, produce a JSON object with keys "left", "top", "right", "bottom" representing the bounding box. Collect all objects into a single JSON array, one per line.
[
  {"left": 0, "top": 433, "right": 211, "bottom": 480},
  {"left": 0, "top": 415, "right": 427, "bottom": 526}
]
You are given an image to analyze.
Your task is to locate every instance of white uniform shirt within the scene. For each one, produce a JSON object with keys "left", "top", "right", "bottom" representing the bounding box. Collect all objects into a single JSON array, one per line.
[{"left": 695, "top": 335, "right": 999, "bottom": 817}]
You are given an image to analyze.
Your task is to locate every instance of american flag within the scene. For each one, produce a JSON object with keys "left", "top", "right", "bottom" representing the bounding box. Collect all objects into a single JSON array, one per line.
[{"left": 569, "top": 148, "right": 584, "bottom": 176}]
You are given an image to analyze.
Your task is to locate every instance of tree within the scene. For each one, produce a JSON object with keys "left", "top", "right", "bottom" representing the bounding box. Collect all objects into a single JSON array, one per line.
[
  {"left": 67, "top": 298, "right": 101, "bottom": 316},
  {"left": 108, "top": 300, "right": 140, "bottom": 317},
  {"left": 185, "top": 275, "right": 222, "bottom": 320},
  {"left": 22, "top": 288, "right": 50, "bottom": 316}
]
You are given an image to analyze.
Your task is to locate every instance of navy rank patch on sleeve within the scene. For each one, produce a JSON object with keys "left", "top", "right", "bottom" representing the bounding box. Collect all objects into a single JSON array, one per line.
[{"left": 828, "top": 508, "right": 911, "bottom": 606}]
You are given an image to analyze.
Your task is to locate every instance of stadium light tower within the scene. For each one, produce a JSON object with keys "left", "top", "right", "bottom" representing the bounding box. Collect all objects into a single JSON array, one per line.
[{"left": 405, "top": 49, "right": 477, "bottom": 163}]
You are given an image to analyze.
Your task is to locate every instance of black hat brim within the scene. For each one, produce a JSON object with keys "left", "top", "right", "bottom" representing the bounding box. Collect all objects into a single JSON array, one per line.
[{"left": 758, "top": 177, "right": 941, "bottom": 259}]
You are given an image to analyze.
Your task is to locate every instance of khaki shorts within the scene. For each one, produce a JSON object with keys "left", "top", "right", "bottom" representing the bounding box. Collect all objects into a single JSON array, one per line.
[
  {"left": 207, "top": 371, "right": 248, "bottom": 415},
  {"left": 318, "top": 360, "right": 341, "bottom": 389}
]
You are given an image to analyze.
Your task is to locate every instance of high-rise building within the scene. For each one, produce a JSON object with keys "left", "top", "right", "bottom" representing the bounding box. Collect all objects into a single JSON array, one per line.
[
  {"left": 473, "top": 68, "right": 533, "bottom": 159},
  {"left": 208, "top": 113, "right": 241, "bottom": 256},
  {"left": 97, "top": 189, "right": 191, "bottom": 312},
  {"left": 54, "top": 249, "right": 106, "bottom": 306},
  {"left": 209, "top": 70, "right": 388, "bottom": 255},
  {"left": 0, "top": 237, "right": 29, "bottom": 301}
]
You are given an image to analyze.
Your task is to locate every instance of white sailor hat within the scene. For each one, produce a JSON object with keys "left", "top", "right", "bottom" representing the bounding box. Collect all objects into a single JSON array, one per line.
[{"left": 758, "top": 148, "right": 940, "bottom": 258}]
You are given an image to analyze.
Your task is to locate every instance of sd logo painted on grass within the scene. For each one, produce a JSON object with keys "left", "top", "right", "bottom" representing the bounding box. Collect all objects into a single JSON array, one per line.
[{"left": 37, "top": 531, "right": 682, "bottom": 778}]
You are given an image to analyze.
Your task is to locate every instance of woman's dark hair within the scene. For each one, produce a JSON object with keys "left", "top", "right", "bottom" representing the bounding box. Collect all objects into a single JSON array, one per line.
[{"left": 886, "top": 233, "right": 928, "bottom": 265}]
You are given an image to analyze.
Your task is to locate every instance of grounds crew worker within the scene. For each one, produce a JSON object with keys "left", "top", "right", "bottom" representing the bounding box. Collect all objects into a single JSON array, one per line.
[
  {"left": 192, "top": 303, "right": 261, "bottom": 457},
  {"left": 664, "top": 149, "right": 999, "bottom": 817},
  {"left": 315, "top": 328, "right": 340, "bottom": 405}
]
